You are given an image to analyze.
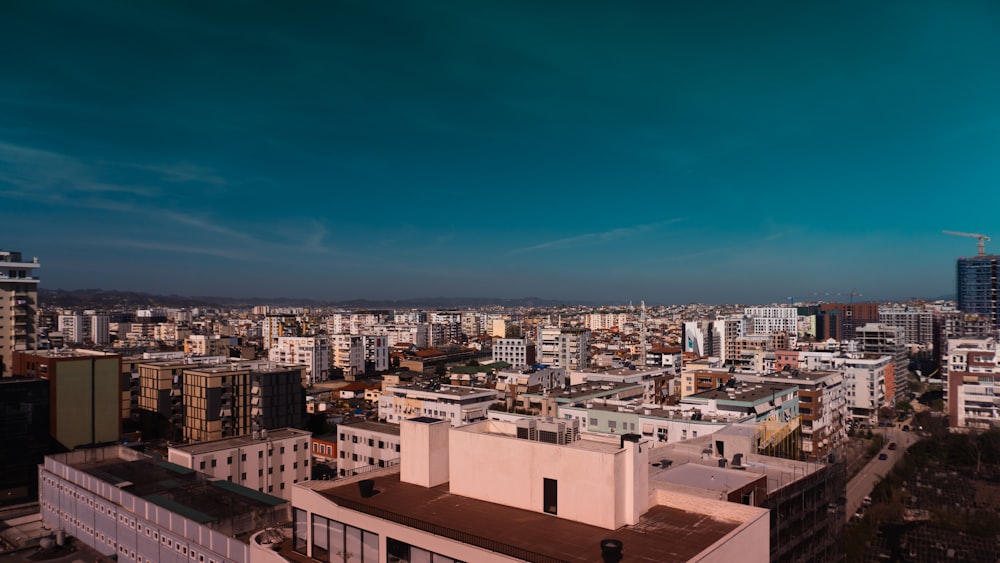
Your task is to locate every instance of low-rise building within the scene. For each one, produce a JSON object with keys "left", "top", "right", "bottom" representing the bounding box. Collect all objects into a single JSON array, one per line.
[
  {"left": 378, "top": 383, "right": 498, "bottom": 427},
  {"left": 336, "top": 421, "right": 401, "bottom": 478},
  {"left": 167, "top": 427, "right": 311, "bottom": 500}
]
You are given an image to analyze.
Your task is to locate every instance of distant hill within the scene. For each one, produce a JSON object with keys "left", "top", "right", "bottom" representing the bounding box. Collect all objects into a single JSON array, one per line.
[{"left": 38, "top": 289, "right": 577, "bottom": 310}]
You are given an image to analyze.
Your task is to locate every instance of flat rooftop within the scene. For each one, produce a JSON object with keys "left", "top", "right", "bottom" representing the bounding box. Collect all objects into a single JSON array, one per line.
[
  {"left": 170, "top": 428, "right": 311, "bottom": 455},
  {"left": 313, "top": 472, "right": 740, "bottom": 562},
  {"left": 686, "top": 381, "right": 797, "bottom": 403},
  {"left": 652, "top": 462, "right": 761, "bottom": 493},
  {"left": 340, "top": 421, "right": 401, "bottom": 435},
  {"left": 390, "top": 384, "right": 495, "bottom": 397},
  {"left": 67, "top": 454, "right": 285, "bottom": 525}
]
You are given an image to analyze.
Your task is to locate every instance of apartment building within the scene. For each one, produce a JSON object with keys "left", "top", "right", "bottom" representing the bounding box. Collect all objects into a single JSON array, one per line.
[
  {"left": 571, "top": 365, "right": 676, "bottom": 405},
  {"left": 944, "top": 336, "right": 1000, "bottom": 429},
  {"left": 12, "top": 349, "right": 122, "bottom": 450},
  {"left": 0, "top": 376, "right": 50, "bottom": 504},
  {"left": 740, "top": 369, "right": 847, "bottom": 460},
  {"left": 378, "top": 383, "right": 498, "bottom": 427},
  {"left": 957, "top": 254, "right": 1000, "bottom": 329},
  {"left": 57, "top": 314, "right": 109, "bottom": 344},
  {"left": 167, "top": 427, "right": 311, "bottom": 500},
  {"left": 40, "top": 446, "right": 288, "bottom": 563},
  {"left": 289, "top": 417, "right": 769, "bottom": 562},
  {"left": 0, "top": 249, "right": 39, "bottom": 377},
  {"left": 362, "top": 334, "right": 389, "bottom": 373},
  {"left": 537, "top": 326, "right": 590, "bottom": 369},
  {"left": 373, "top": 323, "right": 430, "bottom": 348},
  {"left": 744, "top": 306, "right": 798, "bottom": 335},
  {"left": 839, "top": 355, "right": 892, "bottom": 423},
  {"left": 182, "top": 361, "right": 306, "bottom": 443},
  {"left": 585, "top": 312, "right": 628, "bottom": 331},
  {"left": 491, "top": 337, "right": 536, "bottom": 366},
  {"left": 336, "top": 421, "right": 401, "bottom": 478},
  {"left": 184, "top": 334, "right": 235, "bottom": 357},
  {"left": 879, "top": 307, "right": 934, "bottom": 348},
  {"left": 855, "top": 323, "right": 908, "bottom": 404},
  {"left": 331, "top": 334, "right": 364, "bottom": 378},
  {"left": 645, "top": 345, "right": 682, "bottom": 374},
  {"left": 268, "top": 336, "right": 330, "bottom": 385}
]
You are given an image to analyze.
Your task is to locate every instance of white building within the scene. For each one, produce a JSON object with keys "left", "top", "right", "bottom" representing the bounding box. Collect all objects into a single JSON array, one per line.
[
  {"left": 585, "top": 312, "right": 629, "bottom": 331},
  {"left": 336, "top": 421, "right": 401, "bottom": 478},
  {"left": 268, "top": 336, "right": 330, "bottom": 385},
  {"left": 879, "top": 307, "right": 935, "bottom": 348},
  {"left": 492, "top": 337, "right": 534, "bottom": 366},
  {"left": 167, "top": 428, "right": 312, "bottom": 500},
  {"left": 289, "top": 417, "right": 768, "bottom": 562},
  {"left": 744, "top": 307, "right": 798, "bottom": 335},
  {"left": 40, "top": 446, "right": 288, "bottom": 563},
  {"left": 373, "top": 323, "right": 430, "bottom": 348},
  {"left": 379, "top": 384, "right": 499, "bottom": 427},
  {"left": 537, "top": 326, "right": 590, "bottom": 369},
  {"left": 838, "top": 355, "right": 892, "bottom": 423},
  {"left": 944, "top": 336, "right": 1000, "bottom": 429},
  {"left": 362, "top": 334, "right": 389, "bottom": 372},
  {"left": 331, "top": 334, "right": 365, "bottom": 378}
]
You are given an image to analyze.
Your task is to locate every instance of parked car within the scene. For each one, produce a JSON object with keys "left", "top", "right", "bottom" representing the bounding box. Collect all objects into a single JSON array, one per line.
[
  {"left": 878, "top": 453, "right": 888, "bottom": 460},
  {"left": 888, "top": 442, "right": 897, "bottom": 450},
  {"left": 862, "top": 496, "right": 872, "bottom": 506},
  {"left": 902, "top": 425, "right": 910, "bottom": 432}
]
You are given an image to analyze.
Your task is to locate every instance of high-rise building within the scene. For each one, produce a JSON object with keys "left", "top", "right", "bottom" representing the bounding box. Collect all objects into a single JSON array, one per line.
[
  {"left": 268, "top": 336, "right": 331, "bottom": 385},
  {"left": 957, "top": 255, "right": 999, "bottom": 329},
  {"left": 537, "top": 326, "right": 589, "bottom": 369},
  {"left": 0, "top": 249, "right": 40, "bottom": 377}
]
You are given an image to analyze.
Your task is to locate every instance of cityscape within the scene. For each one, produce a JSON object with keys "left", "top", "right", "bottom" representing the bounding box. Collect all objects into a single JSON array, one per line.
[{"left": 3, "top": 2, "right": 1000, "bottom": 562}]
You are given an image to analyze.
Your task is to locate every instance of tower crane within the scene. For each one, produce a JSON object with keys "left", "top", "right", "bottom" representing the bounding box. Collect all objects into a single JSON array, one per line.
[{"left": 943, "top": 230, "right": 991, "bottom": 256}]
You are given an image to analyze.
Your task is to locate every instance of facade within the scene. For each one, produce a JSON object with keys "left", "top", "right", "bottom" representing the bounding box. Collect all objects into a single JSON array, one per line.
[
  {"left": 0, "top": 376, "right": 50, "bottom": 505},
  {"left": 40, "top": 446, "right": 288, "bottom": 563},
  {"left": 0, "top": 249, "right": 39, "bottom": 377},
  {"left": 878, "top": 307, "right": 934, "bottom": 348},
  {"left": 12, "top": 350, "right": 122, "bottom": 450},
  {"left": 362, "top": 334, "right": 389, "bottom": 373},
  {"left": 944, "top": 336, "right": 1000, "bottom": 429},
  {"left": 167, "top": 427, "right": 311, "bottom": 500},
  {"left": 839, "top": 355, "right": 892, "bottom": 423},
  {"left": 372, "top": 323, "right": 430, "bottom": 348},
  {"left": 378, "top": 384, "right": 498, "bottom": 427},
  {"left": 185, "top": 334, "right": 235, "bottom": 357},
  {"left": 585, "top": 312, "right": 628, "bottom": 331},
  {"left": 289, "top": 417, "right": 769, "bottom": 562},
  {"left": 336, "top": 421, "right": 401, "bottom": 477},
  {"left": 331, "top": 334, "right": 365, "bottom": 378},
  {"left": 645, "top": 345, "right": 683, "bottom": 374},
  {"left": 744, "top": 306, "right": 798, "bottom": 335},
  {"left": 740, "top": 369, "right": 847, "bottom": 461},
  {"left": 182, "top": 361, "right": 306, "bottom": 443},
  {"left": 855, "top": 323, "right": 908, "bottom": 404},
  {"left": 491, "top": 337, "right": 536, "bottom": 366},
  {"left": 268, "top": 336, "right": 330, "bottom": 385},
  {"left": 957, "top": 255, "right": 1000, "bottom": 329},
  {"left": 818, "top": 303, "right": 880, "bottom": 342},
  {"left": 537, "top": 326, "right": 590, "bottom": 369}
]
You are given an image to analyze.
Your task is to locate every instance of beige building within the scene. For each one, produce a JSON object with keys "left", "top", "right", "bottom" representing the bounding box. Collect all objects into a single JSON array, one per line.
[
  {"left": 336, "top": 421, "right": 401, "bottom": 478},
  {"left": 167, "top": 427, "right": 311, "bottom": 500},
  {"left": 13, "top": 349, "right": 122, "bottom": 450},
  {"left": 0, "top": 249, "right": 39, "bottom": 377},
  {"left": 290, "top": 417, "right": 769, "bottom": 562}
]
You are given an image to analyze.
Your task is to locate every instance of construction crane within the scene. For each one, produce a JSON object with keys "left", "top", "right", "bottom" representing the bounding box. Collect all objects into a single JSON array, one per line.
[{"left": 943, "top": 230, "right": 991, "bottom": 256}]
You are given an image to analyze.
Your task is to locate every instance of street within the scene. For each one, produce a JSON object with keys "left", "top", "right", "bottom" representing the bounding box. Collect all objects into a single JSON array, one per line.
[{"left": 845, "top": 419, "right": 921, "bottom": 521}]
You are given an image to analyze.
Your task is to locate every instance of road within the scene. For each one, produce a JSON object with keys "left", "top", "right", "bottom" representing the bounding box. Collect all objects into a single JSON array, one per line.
[{"left": 844, "top": 419, "right": 921, "bottom": 521}]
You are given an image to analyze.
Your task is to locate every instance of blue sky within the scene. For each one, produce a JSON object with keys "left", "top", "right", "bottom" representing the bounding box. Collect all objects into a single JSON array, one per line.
[{"left": 2, "top": 1, "right": 999, "bottom": 304}]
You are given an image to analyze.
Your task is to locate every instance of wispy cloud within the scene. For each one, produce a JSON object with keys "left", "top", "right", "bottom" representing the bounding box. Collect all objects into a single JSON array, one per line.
[
  {"left": 512, "top": 218, "right": 684, "bottom": 254},
  {"left": 163, "top": 212, "right": 255, "bottom": 240},
  {"left": 97, "top": 239, "right": 253, "bottom": 261}
]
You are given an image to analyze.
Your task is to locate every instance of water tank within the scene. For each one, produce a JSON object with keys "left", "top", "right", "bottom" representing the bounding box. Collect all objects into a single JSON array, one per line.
[{"left": 600, "top": 539, "right": 623, "bottom": 563}]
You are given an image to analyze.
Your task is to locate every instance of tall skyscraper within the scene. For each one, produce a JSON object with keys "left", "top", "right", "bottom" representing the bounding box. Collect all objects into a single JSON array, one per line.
[
  {"left": 1, "top": 249, "right": 40, "bottom": 377},
  {"left": 957, "top": 255, "right": 999, "bottom": 329}
]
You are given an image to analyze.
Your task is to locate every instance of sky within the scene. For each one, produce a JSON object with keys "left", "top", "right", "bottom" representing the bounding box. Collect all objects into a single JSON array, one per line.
[{"left": 2, "top": 1, "right": 999, "bottom": 304}]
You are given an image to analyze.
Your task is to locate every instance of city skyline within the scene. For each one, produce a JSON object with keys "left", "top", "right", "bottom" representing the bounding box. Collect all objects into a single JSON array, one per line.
[{"left": 2, "top": 2, "right": 999, "bottom": 304}]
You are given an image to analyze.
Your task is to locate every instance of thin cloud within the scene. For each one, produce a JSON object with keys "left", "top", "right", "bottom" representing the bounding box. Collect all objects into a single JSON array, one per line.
[
  {"left": 512, "top": 218, "right": 684, "bottom": 254},
  {"left": 163, "top": 212, "right": 255, "bottom": 241},
  {"left": 99, "top": 239, "right": 253, "bottom": 261}
]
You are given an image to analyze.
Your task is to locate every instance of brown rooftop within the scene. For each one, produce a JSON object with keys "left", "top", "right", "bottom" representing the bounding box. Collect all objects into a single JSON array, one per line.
[{"left": 314, "top": 472, "right": 739, "bottom": 562}]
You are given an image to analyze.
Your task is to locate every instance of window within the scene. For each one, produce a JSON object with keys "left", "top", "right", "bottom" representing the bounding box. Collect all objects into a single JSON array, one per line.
[
  {"left": 590, "top": 418, "right": 598, "bottom": 426},
  {"left": 241, "top": 453, "right": 246, "bottom": 461},
  {"left": 227, "top": 456, "right": 232, "bottom": 465},
  {"left": 258, "top": 451, "right": 263, "bottom": 459},
  {"left": 199, "top": 461, "right": 206, "bottom": 470},
  {"left": 210, "top": 459, "right": 217, "bottom": 468},
  {"left": 241, "top": 473, "right": 247, "bottom": 480},
  {"left": 280, "top": 465, "right": 285, "bottom": 472},
  {"left": 543, "top": 478, "right": 558, "bottom": 515},
  {"left": 258, "top": 469, "right": 263, "bottom": 477},
  {"left": 368, "top": 438, "right": 374, "bottom": 446}
]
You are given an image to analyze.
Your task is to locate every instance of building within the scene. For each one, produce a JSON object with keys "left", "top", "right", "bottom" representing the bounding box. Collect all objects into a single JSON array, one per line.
[
  {"left": 336, "top": 421, "right": 401, "bottom": 478},
  {"left": 645, "top": 345, "right": 683, "bottom": 374},
  {"left": 182, "top": 361, "right": 306, "bottom": 443},
  {"left": 957, "top": 254, "right": 1000, "bottom": 329},
  {"left": 0, "top": 249, "right": 39, "bottom": 377},
  {"left": 40, "top": 446, "right": 288, "bottom": 563},
  {"left": 378, "top": 383, "right": 498, "bottom": 427},
  {"left": 879, "top": 307, "right": 934, "bottom": 348},
  {"left": 12, "top": 349, "right": 122, "bottom": 450},
  {"left": 362, "top": 334, "right": 389, "bottom": 373},
  {"left": 268, "top": 336, "right": 330, "bottom": 385},
  {"left": 537, "top": 326, "right": 590, "bottom": 369},
  {"left": 943, "top": 336, "right": 1000, "bottom": 429},
  {"left": 491, "top": 337, "right": 536, "bottom": 366},
  {"left": 167, "top": 428, "right": 311, "bottom": 500},
  {"left": 585, "top": 312, "right": 628, "bottom": 331},
  {"left": 744, "top": 307, "right": 798, "bottom": 335},
  {"left": 855, "top": 323, "right": 908, "bottom": 404},
  {"left": 331, "top": 334, "right": 365, "bottom": 378},
  {"left": 288, "top": 417, "right": 769, "bottom": 562},
  {"left": 840, "top": 355, "right": 892, "bottom": 424},
  {"left": 0, "top": 376, "right": 50, "bottom": 505},
  {"left": 185, "top": 334, "right": 235, "bottom": 357},
  {"left": 739, "top": 369, "right": 847, "bottom": 461},
  {"left": 818, "top": 303, "right": 880, "bottom": 342}
]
